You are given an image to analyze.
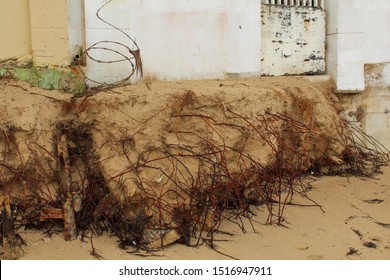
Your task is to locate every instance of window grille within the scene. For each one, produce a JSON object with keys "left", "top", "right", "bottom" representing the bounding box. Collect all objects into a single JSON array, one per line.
[{"left": 261, "top": 0, "right": 324, "bottom": 9}]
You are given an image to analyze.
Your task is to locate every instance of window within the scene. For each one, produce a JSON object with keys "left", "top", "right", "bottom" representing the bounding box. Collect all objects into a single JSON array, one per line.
[{"left": 261, "top": 0, "right": 324, "bottom": 8}]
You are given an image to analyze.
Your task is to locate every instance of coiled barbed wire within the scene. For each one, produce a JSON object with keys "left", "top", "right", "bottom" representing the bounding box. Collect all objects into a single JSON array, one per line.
[{"left": 78, "top": 0, "right": 143, "bottom": 88}]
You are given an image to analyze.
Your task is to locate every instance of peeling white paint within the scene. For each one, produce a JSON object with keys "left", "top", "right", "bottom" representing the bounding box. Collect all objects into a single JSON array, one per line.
[{"left": 261, "top": 4, "right": 325, "bottom": 76}]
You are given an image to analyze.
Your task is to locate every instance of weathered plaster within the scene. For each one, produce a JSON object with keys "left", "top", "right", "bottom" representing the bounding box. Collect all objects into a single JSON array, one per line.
[
  {"left": 261, "top": 4, "right": 325, "bottom": 76},
  {"left": 29, "top": 0, "right": 70, "bottom": 66},
  {"left": 341, "top": 63, "right": 390, "bottom": 149}
]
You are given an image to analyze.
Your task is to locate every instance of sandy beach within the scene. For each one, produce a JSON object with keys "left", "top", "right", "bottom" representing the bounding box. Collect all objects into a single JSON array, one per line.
[{"left": 18, "top": 166, "right": 390, "bottom": 260}]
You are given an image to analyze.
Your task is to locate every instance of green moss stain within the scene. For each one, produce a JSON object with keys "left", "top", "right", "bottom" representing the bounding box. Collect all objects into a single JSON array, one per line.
[
  {"left": 0, "top": 66, "right": 85, "bottom": 94},
  {"left": 10, "top": 68, "right": 39, "bottom": 86},
  {"left": 38, "top": 69, "right": 62, "bottom": 90},
  {"left": 0, "top": 68, "right": 8, "bottom": 76}
]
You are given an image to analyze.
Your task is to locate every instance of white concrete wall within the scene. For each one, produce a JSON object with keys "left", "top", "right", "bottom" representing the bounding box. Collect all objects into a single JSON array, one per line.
[
  {"left": 83, "top": 0, "right": 261, "bottom": 85},
  {"left": 261, "top": 4, "right": 325, "bottom": 76},
  {"left": 326, "top": 0, "right": 390, "bottom": 148},
  {"left": 326, "top": 0, "right": 390, "bottom": 92}
]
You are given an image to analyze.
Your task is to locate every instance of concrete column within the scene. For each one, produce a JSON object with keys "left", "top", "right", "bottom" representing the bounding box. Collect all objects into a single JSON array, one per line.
[
  {"left": 67, "top": 0, "right": 86, "bottom": 66},
  {"left": 325, "top": 0, "right": 364, "bottom": 92},
  {"left": 324, "top": 0, "right": 389, "bottom": 92}
]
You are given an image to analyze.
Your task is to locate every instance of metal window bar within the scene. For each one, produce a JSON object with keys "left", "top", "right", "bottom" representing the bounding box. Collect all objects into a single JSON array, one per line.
[{"left": 262, "top": 0, "right": 324, "bottom": 8}]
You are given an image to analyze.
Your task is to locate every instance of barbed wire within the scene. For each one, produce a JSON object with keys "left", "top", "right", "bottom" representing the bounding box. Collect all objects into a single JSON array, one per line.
[{"left": 78, "top": 0, "right": 143, "bottom": 88}]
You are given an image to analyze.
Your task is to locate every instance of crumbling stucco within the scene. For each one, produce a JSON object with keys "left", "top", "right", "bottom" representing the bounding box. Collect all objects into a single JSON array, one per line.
[
  {"left": 341, "top": 63, "right": 390, "bottom": 149},
  {"left": 261, "top": 4, "right": 325, "bottom": 76}
]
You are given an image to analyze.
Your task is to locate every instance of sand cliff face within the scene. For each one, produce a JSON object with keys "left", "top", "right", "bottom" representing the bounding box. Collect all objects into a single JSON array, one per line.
[
  {"left": 1, "top": 77, "right": 387, "bottom": 253},
  {"left": 83, "top": 77, "right": 345, "bottom": 193}
]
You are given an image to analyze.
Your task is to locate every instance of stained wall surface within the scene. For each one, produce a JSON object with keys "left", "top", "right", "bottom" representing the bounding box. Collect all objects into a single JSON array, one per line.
[
  {"left": 83, "top": 0, "right": 261, "bottom": 84},
  {"left": 261, "top": 3, "right": 325, "bottom": 76},
  {"left": 342, "top": 63, "right": 390, "bottom": 149}
]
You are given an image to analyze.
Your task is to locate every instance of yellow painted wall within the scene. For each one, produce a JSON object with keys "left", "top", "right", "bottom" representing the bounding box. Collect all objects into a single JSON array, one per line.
[
  {"left": 0, "top": 0, "right": 70, "bottom": 66},
  {"left": 0, "top": 0, "right": 32, "bottom": 61},
  {"left": 29, "top": 0, "right": 70, "bottom": 66}
]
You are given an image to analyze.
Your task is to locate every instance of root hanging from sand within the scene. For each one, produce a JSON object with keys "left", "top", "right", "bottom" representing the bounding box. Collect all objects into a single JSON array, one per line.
[{"left": 0, "top": 99, "right": 388, "bottom": 258}]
